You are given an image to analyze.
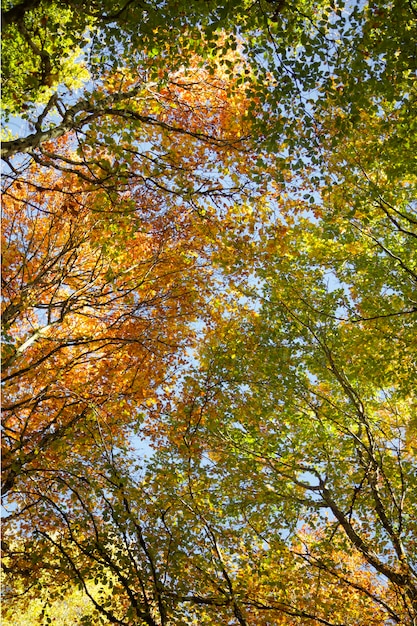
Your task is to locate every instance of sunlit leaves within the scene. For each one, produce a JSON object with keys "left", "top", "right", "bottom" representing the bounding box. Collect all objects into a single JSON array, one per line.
[{"left": 2, "top": 1, "right": 417, "bottom": 624}]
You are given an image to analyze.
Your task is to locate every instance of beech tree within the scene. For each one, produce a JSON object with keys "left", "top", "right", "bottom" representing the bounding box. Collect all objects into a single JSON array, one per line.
[
  {"left": 1, "top": 58, "right": 267, "bottom": 496},
  {"left": 2, "top": 0, "right": 416, "bottom": 624}
]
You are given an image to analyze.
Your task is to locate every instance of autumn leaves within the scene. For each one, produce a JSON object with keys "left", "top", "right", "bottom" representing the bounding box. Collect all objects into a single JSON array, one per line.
[{"left": 2, "top": 0, "right": 417, "bottom": 624}]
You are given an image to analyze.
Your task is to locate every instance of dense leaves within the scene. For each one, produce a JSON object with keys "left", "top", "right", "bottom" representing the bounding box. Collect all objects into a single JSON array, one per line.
[
  {"left": 1, "top": 60, "right": 265, "bottom": 494},
  {"left": 2, "top": 0, "right": 417, "bottom": 624}
]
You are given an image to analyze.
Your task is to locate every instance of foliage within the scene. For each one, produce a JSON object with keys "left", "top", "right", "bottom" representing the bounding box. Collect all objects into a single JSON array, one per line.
[
  {"left": 2, "top": 581, "right": 109, "bottom": 625},
  {"left": 1, "top": 0, "right": 91, "bottom": 117},
  {"left": 2, "top": 0, "right": 417, "bottom": 624},
  {"left": 1, "top": 60, "right": 265, "bottom": 496}
]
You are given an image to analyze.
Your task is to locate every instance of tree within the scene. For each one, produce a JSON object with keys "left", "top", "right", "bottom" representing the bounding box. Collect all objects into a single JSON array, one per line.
[
  {"left": 151, "top": 97, "right": 417, "bottom": 620},
  {"left": 1, "top": 57, "right": 268, "bottom": 497},
  {"left": 2, "top": 0, "right": 416, "bottom": 624},
  {"left": 1, "top": 161, "right": 202, "bottom": 494}
]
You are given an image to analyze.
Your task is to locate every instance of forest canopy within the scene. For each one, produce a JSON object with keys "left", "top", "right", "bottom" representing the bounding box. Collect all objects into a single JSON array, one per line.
[{"left": 2, "top": 0, "right": 417, "bottom": 624}]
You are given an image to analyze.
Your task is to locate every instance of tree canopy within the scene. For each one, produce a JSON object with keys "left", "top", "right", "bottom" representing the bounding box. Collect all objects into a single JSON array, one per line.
[{"left": 2, "top": 0, "right": 417, "bottom": 624}]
